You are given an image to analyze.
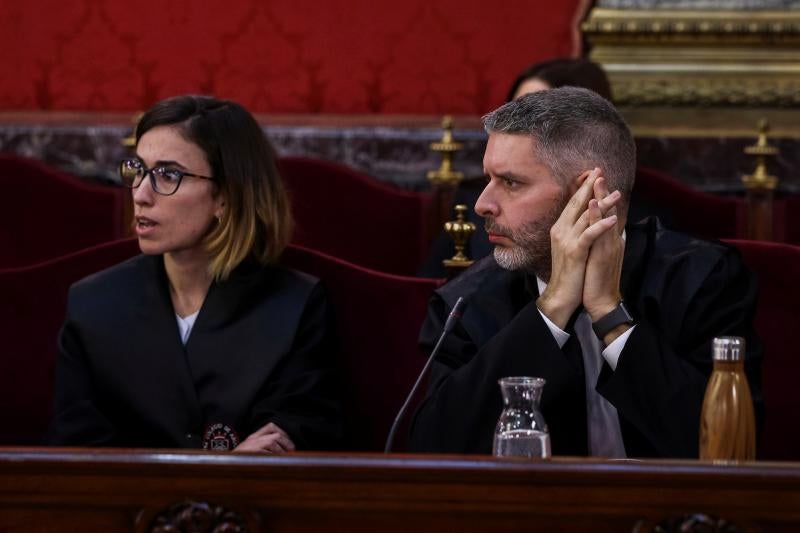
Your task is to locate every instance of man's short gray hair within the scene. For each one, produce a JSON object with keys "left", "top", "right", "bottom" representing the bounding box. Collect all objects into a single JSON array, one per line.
[{"left": 482, "top": 87, "right": 636, "bottom": 203}]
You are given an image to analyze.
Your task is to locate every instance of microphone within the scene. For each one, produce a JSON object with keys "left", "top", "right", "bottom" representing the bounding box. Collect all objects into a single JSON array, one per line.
[{"left": 384, "top": 296, "right": 466, "bottom": 453}]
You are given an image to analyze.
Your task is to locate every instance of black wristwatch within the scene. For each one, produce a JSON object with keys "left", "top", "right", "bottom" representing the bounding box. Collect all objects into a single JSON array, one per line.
[{"left": 592, "top": 301, "right": 634, "bottom": 339}]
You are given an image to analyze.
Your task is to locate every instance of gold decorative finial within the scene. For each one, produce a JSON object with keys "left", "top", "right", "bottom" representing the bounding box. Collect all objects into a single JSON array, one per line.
[
  {"left": 742, "top": 119, "right": 779, "bottom": 191},
  {"left": 442, "top": 204, "right": 475, "bottom": 270},
  {"left": 427, "top": 115, "right": 464, "bottom": 187},
  {"left": 121, "top": 112, "right": 143, "bottom": 148}
]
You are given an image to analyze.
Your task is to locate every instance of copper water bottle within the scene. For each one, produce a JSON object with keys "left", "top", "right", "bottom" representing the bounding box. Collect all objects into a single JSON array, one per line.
[{"left": 699, "top": 336, "right": 756, "bottom": 460}]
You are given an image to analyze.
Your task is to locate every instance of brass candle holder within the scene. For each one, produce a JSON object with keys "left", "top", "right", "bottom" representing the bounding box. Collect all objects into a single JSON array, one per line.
[
  {"left": 742, "top": 119, "right": 779, "bottom": 191},
  {"left": 442, "top": 204, "right": 476, "bottom": 271},
  {"left": 742, "top": 119, "right": 780, "bottom": 241},
  {"left": 427, "top": 116, "right": 464, "bottom": 188}
]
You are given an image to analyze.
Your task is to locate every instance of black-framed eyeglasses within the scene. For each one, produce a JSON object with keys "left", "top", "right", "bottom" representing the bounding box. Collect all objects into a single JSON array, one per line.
[{"left": 119, "top": 158, "right": 217, "bottom": 196}]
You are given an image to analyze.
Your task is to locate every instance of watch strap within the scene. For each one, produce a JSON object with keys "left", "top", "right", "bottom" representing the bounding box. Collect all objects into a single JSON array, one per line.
[{"left": 592, "top": 301, "right": 634, "bottom": 339}]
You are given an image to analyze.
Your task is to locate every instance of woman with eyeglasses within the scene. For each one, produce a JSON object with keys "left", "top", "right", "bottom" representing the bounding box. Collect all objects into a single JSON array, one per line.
[{"left": 48, "top": 95, "right": 342, "bottom": 452}]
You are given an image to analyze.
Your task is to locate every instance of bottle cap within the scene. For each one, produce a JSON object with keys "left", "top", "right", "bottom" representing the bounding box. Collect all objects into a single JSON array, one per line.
[{"left": 712, "top": 336, "right": 745, "bottom": 362}]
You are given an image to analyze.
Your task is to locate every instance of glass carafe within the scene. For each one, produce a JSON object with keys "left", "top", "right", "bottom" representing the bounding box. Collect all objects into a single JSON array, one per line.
[{"left": 493, "top": 376, "right": 551, "bottom": 458}]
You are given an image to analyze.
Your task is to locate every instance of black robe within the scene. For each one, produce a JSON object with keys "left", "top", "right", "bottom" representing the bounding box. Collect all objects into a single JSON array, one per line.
[
  {"left": 48, "top": 254, "right": 342, "bottom": 450},
  {"left": 409, "top": 218, "right": 763, "bottom": 458}
]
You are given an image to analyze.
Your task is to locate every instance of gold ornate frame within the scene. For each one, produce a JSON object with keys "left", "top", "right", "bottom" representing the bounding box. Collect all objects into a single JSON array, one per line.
[{"left": 583, "top": 8, "right": 800, "bottom": 136}]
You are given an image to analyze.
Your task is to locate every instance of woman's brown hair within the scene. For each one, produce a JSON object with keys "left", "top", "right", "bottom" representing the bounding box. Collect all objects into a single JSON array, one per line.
[{"left": 135, "top": 95, "right": 293, "bottom": 280}]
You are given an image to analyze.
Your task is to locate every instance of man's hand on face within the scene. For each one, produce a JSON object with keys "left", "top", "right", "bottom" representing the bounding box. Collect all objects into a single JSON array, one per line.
[
  {"left": 583, "top": 176, "right": 625, "bottom": 320},
  {"left": 537, "top": 168, "right": 619, "bottom": 330}
]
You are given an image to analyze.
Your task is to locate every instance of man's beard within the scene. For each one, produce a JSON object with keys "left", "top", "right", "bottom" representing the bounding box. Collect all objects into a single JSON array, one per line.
[{"left": 485, "top": 196, "right": 566, "bottom": 281}]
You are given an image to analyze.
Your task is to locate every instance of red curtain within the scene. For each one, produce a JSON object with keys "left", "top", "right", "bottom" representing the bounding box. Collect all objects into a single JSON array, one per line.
[{"left": 0, "top": 0, "right": 583, "bottom": 114}]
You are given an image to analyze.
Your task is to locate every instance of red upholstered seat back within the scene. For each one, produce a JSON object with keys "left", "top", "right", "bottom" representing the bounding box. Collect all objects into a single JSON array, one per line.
[
  {"left": 724, "top": 239, "right": 800, "bottom": 460},
  {"left": 633, "top": 166, "right": 745, "bottom": 240},
  {"left": 1, "top": 237, "right": 439, "bottom": 449},
  {"left": 278, "top": 156, "right": 435, "bottom": 276},
  {"left": 282, "top": 244, "right": 442, "bottom": 451},
  {"left": 773, "top": 194, "right": 800, "bottom": 245},
  {"left": 0, "top": 154, "right": 128, "bottom": 268},
  {"left": 0, "top": 238, "right": 141, "bottom": 445}
]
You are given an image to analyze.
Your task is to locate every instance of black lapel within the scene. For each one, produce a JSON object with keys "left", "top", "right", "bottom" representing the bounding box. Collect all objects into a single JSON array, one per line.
[
  {"left": 621, "top": 219, "right": 651, "bottom": 305},
  {"left": 126, "top": 255, "right": 203, "bottom": 433},
  {"left": 183, "top": 263, "right": 303, "bottom": 432},
  {"left": 181, "top": 261, "right": 260, "bottom": 427},
  {"left": 441, "top": 257, "right": 528, "bottom": 348}
]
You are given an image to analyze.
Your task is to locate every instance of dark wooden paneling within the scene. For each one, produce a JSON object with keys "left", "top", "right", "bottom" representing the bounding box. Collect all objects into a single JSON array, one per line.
[{"left": 1, "top": 449, "right": 799, "bottom": 532}]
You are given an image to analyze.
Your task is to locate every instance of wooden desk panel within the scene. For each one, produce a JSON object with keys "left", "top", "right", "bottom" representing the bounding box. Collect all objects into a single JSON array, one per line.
[{"left": 1, "top": 448, "right": 799, "bottom": 532}]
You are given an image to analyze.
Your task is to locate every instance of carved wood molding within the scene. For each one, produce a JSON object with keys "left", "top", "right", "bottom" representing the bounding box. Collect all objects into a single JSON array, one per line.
[
  {"left": 147, "top": 500, "right": 248, "bottom": 533},
  {"left": 634, "top": 512, "right": 748, "bottom": 533},
  {"left": 584, "top": 8, "right": 800, "bottom": 107},
  {"left": 583, "top": 8, "right": 800, "bottom": 43},
  {"left": 613, "top": 77, "right": 800, "bottom": 106}
]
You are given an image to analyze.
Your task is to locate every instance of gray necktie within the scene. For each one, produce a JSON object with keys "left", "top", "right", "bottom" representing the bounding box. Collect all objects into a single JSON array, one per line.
[{"left": 574, "top": 311, "right": 627, "bottom": 458}]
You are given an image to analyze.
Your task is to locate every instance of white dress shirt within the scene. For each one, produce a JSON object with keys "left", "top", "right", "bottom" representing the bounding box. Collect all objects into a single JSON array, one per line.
[{"left": 175, "top": 310, "right": 200, "bottom": 345}]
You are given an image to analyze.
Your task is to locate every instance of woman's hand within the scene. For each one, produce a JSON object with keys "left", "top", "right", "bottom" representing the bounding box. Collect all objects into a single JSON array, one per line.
[{"left": 233, "top": 422, "right": 295, "bottom": 454}]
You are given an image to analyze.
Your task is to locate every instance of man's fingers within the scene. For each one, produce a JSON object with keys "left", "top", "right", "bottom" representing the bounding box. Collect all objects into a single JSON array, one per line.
[
  {"left": 569, "top": 197, "right": 604, "bottom": 237},
  {"left": 579, "top": 214, "right": 618, "bottom": 247},
  {"left": 593, "top": 175, "right": 610, "bottom": 200},
  {"left": 587, "top": 198, "right": 601, "bottom": 226},
  {"left": 575, "top": 169, "right": 593, "bottom": 188},
  {"left": 596, "top": 189, "right": 621, "bottom": 215},
  {"left": 563, "top": 167, "right": 601, "bottom": 222}
]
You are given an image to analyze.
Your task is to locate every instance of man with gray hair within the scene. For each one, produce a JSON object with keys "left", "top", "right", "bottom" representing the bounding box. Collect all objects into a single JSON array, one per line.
[{"left": 409, "top": 87, "right": 762, "bottom": 458}]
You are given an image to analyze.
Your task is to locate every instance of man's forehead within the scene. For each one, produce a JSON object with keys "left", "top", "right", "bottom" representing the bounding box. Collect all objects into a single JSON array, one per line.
[
  {"left": 483, "top": 133, "right": 540, "bottom": 171},
  {"left": 486, "top": 131, "right": 534, "bottom": 146}
]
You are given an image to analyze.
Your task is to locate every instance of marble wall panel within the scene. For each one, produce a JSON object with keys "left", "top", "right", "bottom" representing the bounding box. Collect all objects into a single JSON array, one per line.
[
  {"left": 636, "top": 137, "right": 800, "bottom": 192},
  {"left": 0, "top": 122, "right": 488, "bottom": 190},
  {"left": 2, "top": 122, "right": 798, "bottom": 193}
]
